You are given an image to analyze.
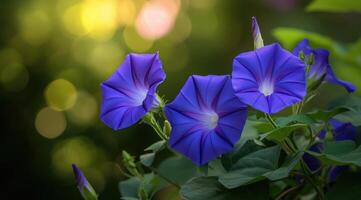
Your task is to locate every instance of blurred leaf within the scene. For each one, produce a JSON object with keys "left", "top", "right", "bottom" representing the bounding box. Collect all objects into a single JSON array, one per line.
[
  {"left": 308, "top": 141, "right": 361, "bottom": 166},
  {"left": 180, "top": 176, "right": 268, "bottom": 200},
  {"left": 307, "top": 106, "right": 355, "bottom": 122},
  {"left": 221, "top": 140, "right": 262, "bottom": 170},
  {"left": 157, "top": 156, "right": 198, "bottom": 185},
  {"left": 119, "top": 174, "right": 165, "bottom": 199},
  {"left": 140, "top": 153, "right": 155, "bottom": 167},
  {"left": 208, "top": 159, "right": 227, "bottom": 176},
  {"left": 325, "top": 172, "right": 361, "bottom": 200},
  {"left": 119, "top": 177, "right": 141, "bottom": 199},
  {"left": 219, "top": 146, "right": 281, "bottom": 189},
  {"left": 261, "top": 124, "right": 307, "bottom": 142},
  {"left": 264, "top": 151, "right": 304, "bottom": 181},
  {"left": 276, "top": 114, "right": 316, "bottom": 126},
  {"left": 145, "top": 141, "right": 166, "bottom": 152},
  {"left": 307, "top": 0, "right": 361, "bottom": 13},
  {"left": 273, "top": 27, "right": 335, "bottom": 50}
]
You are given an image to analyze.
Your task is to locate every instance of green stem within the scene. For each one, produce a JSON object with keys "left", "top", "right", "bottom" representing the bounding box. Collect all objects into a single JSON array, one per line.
[{"left": 301, "top": 160, "right": 324, "bottom": 199}]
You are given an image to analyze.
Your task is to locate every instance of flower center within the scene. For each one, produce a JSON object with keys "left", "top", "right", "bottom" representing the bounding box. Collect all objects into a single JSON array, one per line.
[
  {"left": 259, "top": 80, "right": 274, "bottom": 96},
  {"left": 203, "top": 112, "right": 219, "bottom": 129},
  {"left": 133, "top": 89, "right": 148, "bottom": 106}
]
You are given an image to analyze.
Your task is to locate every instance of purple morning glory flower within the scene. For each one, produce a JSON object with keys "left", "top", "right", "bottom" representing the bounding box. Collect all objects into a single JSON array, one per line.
[
  {"left": 293, "top": 39, "right": 355, "bottom": 93},
  {"left": 100, "top": 53, "right": 166, "bottom": 130},
  {"left": 165, "top": 75, "right": 248, "bottom": 165},
  {"left": 232, "top": 43, "right": 306, "bottom": 114},
  {"left": 72, "top": 164, "right": 97, "bottom": 199},
  {"left": 303, "top": 119, "right": 357, "bottom": 182}
]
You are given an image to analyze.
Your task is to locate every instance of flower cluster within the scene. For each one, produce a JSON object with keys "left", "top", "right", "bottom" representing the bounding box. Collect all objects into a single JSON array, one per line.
[{"left": 99, "top": 17, "right": 355, "bottom": 167}]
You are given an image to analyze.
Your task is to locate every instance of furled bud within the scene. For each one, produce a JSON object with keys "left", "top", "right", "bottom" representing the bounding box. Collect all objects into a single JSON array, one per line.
[
  {"left": 252, "top": 16, "right": 264, "bottom": 49},
  {"left": 71, "top": 164, "right": 98, "bottom": 200}
]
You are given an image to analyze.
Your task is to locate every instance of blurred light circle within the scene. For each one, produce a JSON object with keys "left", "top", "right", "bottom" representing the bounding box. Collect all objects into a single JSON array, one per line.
[
  {"left": 35, "top": 107, "right": 67, "bottom": 139},
  {"left": 88, "top": 43, "right": 124, "bottom": 78},
  {"left": 45, "top": 79, "right": 77, "bottom": 111},
  {"left": 62, "top": 3, "right": 89, "bottom": 36},
  {"left": 123, "top": 27, "right": 154, "bottom": 52},
  {"left": 51, "top": 137, "right": 101, "bottom": 177},
  {"left": 81, "top": 0, "right": 118, "bottom": 41},
  {"left": 18, "top": 8, "right": 51, "bottom": 46},
  {"left": 135, "top": 0, "right": 180, "bottom": 40},
  {"left": 169, "top": 13, "right": 192, "bottom": 44},
  {"left": 118, "top": 0, "right": 136, "bottom": 26},
  {"left": 67, "top": 91, "right": 98, "bottom": 126}
]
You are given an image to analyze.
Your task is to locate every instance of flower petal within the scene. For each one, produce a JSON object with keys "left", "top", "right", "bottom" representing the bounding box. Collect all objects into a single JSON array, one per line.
[{"left": 100, "top": 53, "right": 165, "bottom": 130}]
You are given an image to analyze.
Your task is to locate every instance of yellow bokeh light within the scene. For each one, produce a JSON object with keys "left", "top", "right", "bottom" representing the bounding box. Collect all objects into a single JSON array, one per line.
[
  {"left": 118, "top": 0, "right": 136, "bottom": 26},
  {"left": 81, "top": 0, "right": 118, "bottom": 41},
  {"left": 35, "top": 107, "right": 67, "bottom": 139},
  {"left": 45, "top": 79, "right": 77, "bottom": 111},
  {"left": 51, "top": 136, "right": 102, "bottom": 176},
  {"left": 67, "top": 91, "right": 98, "bottom": 126},
  {"left": 88, "top": 43, "right": 124, "bottom": 78},
  {"left": 18, "top": 8, "right": 51, "bottom": 45},
  {"left": 123, "top": 26, "right": 154, "bottom": 52},
  {"left": 62, "top": 3, "right": 89, "bottom": 36}
]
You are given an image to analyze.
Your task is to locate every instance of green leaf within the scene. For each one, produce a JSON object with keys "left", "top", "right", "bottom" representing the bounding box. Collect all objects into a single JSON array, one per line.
[
  {"left": 307, "top": 106, "right": 355, "bottom": 122},
  {"left": 180, "top": 176, "right": 268, "bottom": 200},
  {"left": 157, "top": 156, "right": 198, "bottom": 185},
  {"left": 119, "top": 177, "right": 141, "bottom": 198},
  {"left": 272, "top": 27, "right": 335, "bottom": 51},
  {"left": 260, "top": 124, "right": 307, "bottom": 142},
  {"left": 145, "top": 141, "right": 166, "bottom": 152},
  {"left": 307, "top": 0, "right": 361, "bottom": 13},
  {"left": 219, "top": 146, "right": 281, "bottom": 189},
  {"left": 208, "top": 159, "right": 227, "bottom": 176},
  {"left": 276, "top": 114, "right": 316, "bottom": 126},
  {"left": 264, "top": 151, "right": 304, "bottom": 180},
  {"left": 140, "top": 153, "right": 155, "bottom": 167},
  {"left": 308, "top": 141, "right": 361, "bottom": 166},
  {"left": 325, "top": 172, "right": 361, "bottom": 200}
]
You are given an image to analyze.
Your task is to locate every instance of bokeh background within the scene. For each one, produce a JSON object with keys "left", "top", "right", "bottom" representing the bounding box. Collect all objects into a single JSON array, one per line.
[{"left": 1, "top": 0, "right": 360, "bottom": 199}]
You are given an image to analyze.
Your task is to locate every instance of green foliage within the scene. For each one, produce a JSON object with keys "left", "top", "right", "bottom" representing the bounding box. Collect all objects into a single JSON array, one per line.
[
  {"left": 180, "top": 177, "right": 268, "bottom": 200},
  {"left": 261, "top": 124, "right": 307, "bottom": 142},
  {"left": 119, "top": 173, "right": 165, "bottom": 200},
  {"left": 307, "top": 0, "right": 361, "bottom": 13},
  {"left": 157, "top": 156, "right": 198, "bottom": 185},
  {"left": 309, "top": 141, "right": 361, "bottom": 166},
  {"left": 219, "top": 145, "right": 302, "bottom": 190}
]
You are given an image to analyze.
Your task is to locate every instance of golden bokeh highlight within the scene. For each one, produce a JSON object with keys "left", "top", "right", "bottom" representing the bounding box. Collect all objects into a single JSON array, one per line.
[
  {"left": 35, "top": 107, "right": 67, "bottom": 139},
  {"left": 67, "top": 91, "right": 98, "bottom": 126},
  {"left": 62, "top": 3, "right": 89, "bottom": 36},
  {"left": 118, "top": 0, "right": 137, "bottom": 26},
  {"left": 18, "top": 8, "right": 51, "bottom": 45},
  {"left": 45, "top": 79, "right": 77, "bottom": 111},
  {"left": 81, "top": 0, "right": 118, "bottom": 41},
  {"left": 51, "top": 136, "right": 107, "bottom": 191},
  {"left": 123, "top": 26, "right": 154, "bottom": 52},
  {"left": 87, "top": 43, "right": 124, "bottom": 78}
]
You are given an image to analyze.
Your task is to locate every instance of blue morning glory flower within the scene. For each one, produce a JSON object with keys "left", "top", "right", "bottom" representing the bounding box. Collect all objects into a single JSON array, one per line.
[
  {"left": 72, "top": 164, "right": 98, "bottom": 200},
  {"left": 293, "top": 39, "right": 355, "bottom": 93},
  {"left": 303, "top": 119, "right": 357, "bottom": 182},
  {"left": 165, "top": 75, "right": 248, "bottom": 165},
  {"left": 232, "top": 43, "right": 306, "bottom": 114},
  {"left": 100, "top": 53, "right": 166, "bottom": 130}
]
